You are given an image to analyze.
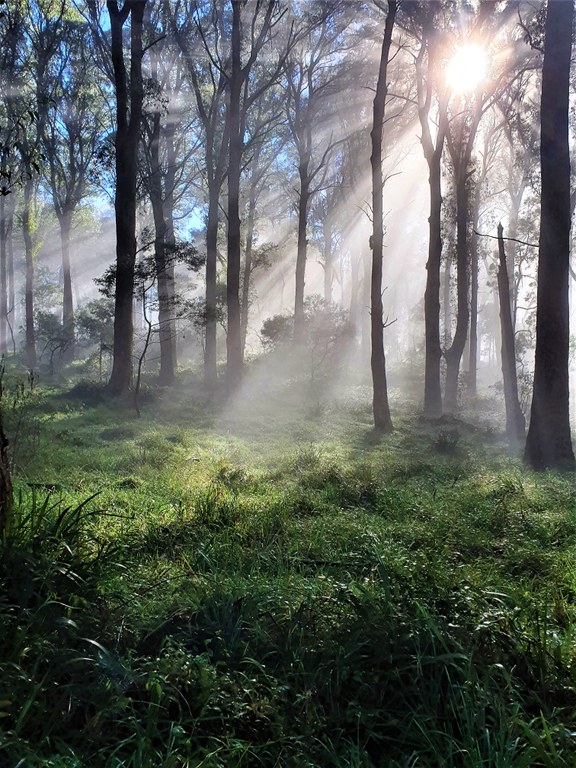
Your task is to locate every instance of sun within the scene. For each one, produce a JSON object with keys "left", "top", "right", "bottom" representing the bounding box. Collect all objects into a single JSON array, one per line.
[{"left": 445, "top": 43, "right": 489, "bottom": 94}]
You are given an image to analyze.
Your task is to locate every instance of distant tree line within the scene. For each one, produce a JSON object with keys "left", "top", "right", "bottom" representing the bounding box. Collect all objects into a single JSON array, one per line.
[{"left": 0, "top": 0, "right": 573, "bottom": 470}]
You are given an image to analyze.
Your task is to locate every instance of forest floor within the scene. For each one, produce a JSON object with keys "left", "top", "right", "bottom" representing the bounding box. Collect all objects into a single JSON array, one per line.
[{"left": 2, "top": 368, "right": 576, "bottom": 767}]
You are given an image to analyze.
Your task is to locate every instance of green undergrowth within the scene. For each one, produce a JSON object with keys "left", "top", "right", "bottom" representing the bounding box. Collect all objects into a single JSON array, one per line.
[{"left": 2, "top": 379, "right": 576, "bottom": 766}]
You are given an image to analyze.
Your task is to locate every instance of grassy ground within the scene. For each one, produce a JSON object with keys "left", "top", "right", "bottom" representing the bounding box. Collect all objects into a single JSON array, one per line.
[{"left": 1, "top": 371, "right": 576, "bottom": 766}]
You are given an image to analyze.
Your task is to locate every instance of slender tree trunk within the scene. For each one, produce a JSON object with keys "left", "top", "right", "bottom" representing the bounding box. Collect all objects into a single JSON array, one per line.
[
  {"left": 22, "top": 178, "right": 36, "bottom": 370},
  {"left": 444, "top": 170, "right": 469, "bottom": 413},
  {"left": 0, "top": 411, "right": 13, "bottom": 541},
  {"left": 149, "top": 112, "right": 175, "bottom": 386},
  {"left": 361, "top": 247, "right": 371, "bottom": 362},
  {"left": 107, "top": 0, "right": 146, "bottom": 397},
  {"left": 205, "top": 184, "right": 219, "bottom": 387},
  {"left": 416, "top": 29, "right": 446, "bottom": 418},
  {"left": 226, "top": 0, "right": 243, "bottom": 389},
  {"left": 7, "top": 209, "right": 14, "bottom": 356},
  {"left": 497, "top": 223, "right": 525, "bottom": 445},
  {"left": 0, "top": 189, "right": 7, "bottom": 356},
  {"left": 423, "top": 156, "right": 443, "bottom": 417},
  {"left": 468, "top": 195, "right": 480, "bottom": 396},
  {"left": 161, "top": 121, "right": 178, "bottom": 384},
  {"left": 240, "top": 164, "right": 258, "bottom": 361},
  {"left": 294, "top": 162, "right": 310, "bottom": 343},
  {"left": 525, "top": 0, "right": 575, "bottom": 471},
  {"left": 58, "top": 208, "right": 75, "bottom": 362},
  {"left": 323, "top": 214, "right": 333, "bottom": 305},
  {"left": 369, "top": 0, "right": 396, "bottom": 433}
]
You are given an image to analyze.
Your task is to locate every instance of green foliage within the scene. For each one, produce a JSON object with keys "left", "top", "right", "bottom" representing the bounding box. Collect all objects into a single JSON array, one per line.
[{"left": 3, "top": 384, "right": 576, "bottom": 766}]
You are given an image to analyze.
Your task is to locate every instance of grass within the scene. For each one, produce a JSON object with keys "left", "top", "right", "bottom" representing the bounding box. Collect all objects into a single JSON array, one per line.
[{"left": 1, "top": 372, "right": 576, "bottom": 766}]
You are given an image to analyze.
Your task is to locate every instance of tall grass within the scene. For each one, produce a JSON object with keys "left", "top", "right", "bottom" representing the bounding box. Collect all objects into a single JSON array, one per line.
[{"left": 1, "top": 385, "right": 576, "bottom": 766}]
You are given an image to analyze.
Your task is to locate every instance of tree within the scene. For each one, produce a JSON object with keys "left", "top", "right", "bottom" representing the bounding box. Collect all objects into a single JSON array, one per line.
[
  {"left": 284, "top": 0, "right": 350, "bottom": 342},
  {"left": 370, "top": 0, "right": 397, "bottom": 433},
  {"left": 497, "top": 223, "right": 525, "bottom": 446},
  {"left": 225, "top": 0, "right": 288, "bottom": 389},
  {"left": 106, "top": 0, "right": 147, "bottom": 397},
  {"left": 169, "top": 0, "right": 230, "bottom": 388},
  {"left": 41, "top": 13, "right": 106, "bottom": 363},
  {"left": 524, "top": 0, "right": 575, "bottom": 471},
  {"left": 407, "top": 0, "right": 447, "bottom": 417}
]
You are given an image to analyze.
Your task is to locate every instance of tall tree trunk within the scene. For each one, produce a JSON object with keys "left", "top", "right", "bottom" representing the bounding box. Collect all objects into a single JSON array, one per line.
[
  {"left": 226, "top": 0, "right": 243, "bottom": 389},
  {"left": 497, "top": 224, "right": 525, "bottom": 446},
  {"left": 0, "top": 187, "right": 7, "bottom": 356},
  {"left": 7, "top": 208, "right": 14, "bottom": 356},
  {"left": 107, "top": 0, "right": 146, "bottom": 397},
  {"left": 294, "top": 162, "right": 310, "bottom": 343},
  {"left": 369, "top": 0, "right": 396, "bottom": 433},
  {"left": 22, "top": 178, "right": 36, "bottom": 370},
  {"left": 0, "top": 411, "right": 13, "bottom": 541},
  {"left": 323, "top": 214, "right": 333, "bottom": 305},
  {"left": 162, "top": 121, "right": 178, "bottom": 384},
  {"left": 240, "top": 160, "right": 259, "bottom": 361},
  {"left": 149, "top": 111, "right": 175, "bottom": 386},
  {"left": 423, "top": 155, "right": 444, "bottom": 417},
  {"left": 444, "top": 170, "right": 469, "bottom": 413},
  {"left": 525, "top": 0, "right": 575, "bottom": 471},
  {"left": 468, "top": 189, "right": 480, "bottom": 396},
  {"left": 416, "top": 27, "right": 446, "bottom": 418},
  {"left": 205, "top": 184, "right": 219, "bottom": 387},
  {"left": 59, "top": 208, "right": 75, "bottom": 362}
]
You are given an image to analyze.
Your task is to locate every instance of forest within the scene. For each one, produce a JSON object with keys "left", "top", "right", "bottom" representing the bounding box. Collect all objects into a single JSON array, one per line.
[{"left": 2, "top": 0, "right": 576, "bottom": 765}]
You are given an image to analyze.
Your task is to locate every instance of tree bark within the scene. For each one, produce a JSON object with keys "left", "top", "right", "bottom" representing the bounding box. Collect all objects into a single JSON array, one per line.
[
  {"left": 294, "top": 162, "right": 310, "bottom": 343},
  {"left": 107, "top": 0, "right": 146, "bottom": 397},
  {"left": 148, "top": 111, "right": 176, "bottom": 386},
  {"left": 468, "top": 189, "right": 480, "bottom": 396},
  {"left": 525, "top": 0, "right": 575, "bottom": 471},
  {"left": 205, "top": 184, "right": 219, "bottom": 387},
  {"left": 416, "top": 30, "right": 446, "bottom": 419},
  {"left": 497, "top": 224, "right": 525, "bottom": 446},
  {"left": 240, "top": 150, "right": 260, "bottom": 361},
  {"left": 22, "top": 178, "right": 37, "bottom": 370},
  {"left": 58, "top": 208, "right": 75, "bottom": 362},
  {"left": 0, "top": 184, "right": 7, "bottom": 356},
  {"left": 226, "top": 0, "right": 243, "bottom": 389},
  {"left": 369, "top": 0, "right": 396, "bottom": 433}
]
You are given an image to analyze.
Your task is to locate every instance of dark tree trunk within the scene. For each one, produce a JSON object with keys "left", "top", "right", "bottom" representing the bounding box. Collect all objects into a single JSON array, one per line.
[
  {"left": 0, "top": 187, "right": 7, "bottom": 356},
  {"left": 369, "top": 0, "right": 396, "bottom": 433},
  {"left": 468, "top": 202, "right": 479, "bottom": 396},
  {"left": 107, "top": 0, "right": 146, "bottom": 397},
  {"left": 240, "top": 155, "right": 259, "bottom": 361},
  {"left": 525, "top": 0, "right": 575, "bottom": 471},
  {"left": 444, "top": 169, "right": 469, "bottom": 413},
  {"left": 205, "top": 184, "right": 219, "bottom": 387},
  {"left": 226, "top": 0, "right": 243, "bottom": 389},
  {"left": 416, "top": 29, "right": 446, "bottom": 418},
  {"left": 497, "top": 223, "right": 525, "bottom": 446},
  {"left": 0, "top": 411, "right": 13, "bottom": 541},
  {"left": 7, "top": 210, "right": 14, "bottom": 356},
  {"left": 161, "top": 120, "right": 178, "bottom": 384},
  {"left": 423, "top": 153, "right": 444, "bottom": 417},
  {"left": 58, "top": 208, "right": 75, "bottom": 362},
  {"left": 22, "top": 178, "right": 36, "bottom": 370},
  {"left": 294, "top": 162, "right": 310, "bottom": 343},
  {"left": 149, "top": 111, "right": 176, "bottom": 386}
]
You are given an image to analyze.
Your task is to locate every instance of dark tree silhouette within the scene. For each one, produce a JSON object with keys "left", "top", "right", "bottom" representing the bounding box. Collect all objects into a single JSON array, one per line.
[
  {"left": 107, "top": 0, "right": 147, "bottom": 397},
  {"left": 525, "top": 0, "right": 575, "bottom": 471},
  {"left": 370, "top": 0, "right": 397, "bottom": 433}
]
